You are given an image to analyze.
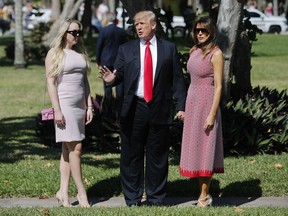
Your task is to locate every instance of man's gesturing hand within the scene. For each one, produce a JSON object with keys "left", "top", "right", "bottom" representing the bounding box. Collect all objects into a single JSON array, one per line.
[{"left": 99, "top": 66, "right": 117, "bottom": 84}]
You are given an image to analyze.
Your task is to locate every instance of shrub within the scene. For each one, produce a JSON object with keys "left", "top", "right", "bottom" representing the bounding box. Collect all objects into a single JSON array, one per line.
[
  {"left": 29, "top": 22, "right": 51, "bottom": 44},
  {"left": 85, "top": 94, "right": 120, "bottom": 153},
  {"left": 35, "top": 113, "right": 57, "bottom": 147},
  {"left": 35, "top": 94, "right": 121, "bottom": 152},
  {"left": 5, "top": 22, "right": 50, "bottom": 63},
  {"left": 222, "top": 86, "right": 288, "bottom": 155},
  {"left": 36, "top": 87, "right": 288, "bottom": 155}
]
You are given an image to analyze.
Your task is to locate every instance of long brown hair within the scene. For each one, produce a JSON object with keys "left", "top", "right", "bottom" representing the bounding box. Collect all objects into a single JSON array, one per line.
[{"left": 190, "top": 16, "right": 218, "bottom": 57}]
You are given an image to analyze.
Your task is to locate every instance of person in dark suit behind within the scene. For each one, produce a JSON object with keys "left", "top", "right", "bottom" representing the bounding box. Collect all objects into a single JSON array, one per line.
[
  {"left": 100, "top": 10, "right": 186, "bottom": 206},
  {"left": 96, "top": 12, "right": 127, "bottom": 98}
]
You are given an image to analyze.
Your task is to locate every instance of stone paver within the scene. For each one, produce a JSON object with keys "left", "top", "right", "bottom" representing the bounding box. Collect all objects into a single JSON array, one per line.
[{"left": 0, "top": 196, "right": 288, "bottom": 208}]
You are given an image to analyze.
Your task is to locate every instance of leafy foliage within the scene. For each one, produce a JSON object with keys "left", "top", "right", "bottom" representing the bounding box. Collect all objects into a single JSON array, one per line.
[
  {"left": 5, "top": 22, "right": 50, "bottom": 63},
  {"left": 36, "top": 86, "right": 288, "bottom": 155},
  {"left": 85, "top": 94, "right": 121, "bottom": 153},
  {"left": 29, "top": 22, "right": 52, "bottom": 44},
  {"left": 35, "top": 114, "right": 57, "bottom": 148},
  {"left": 178, "top": 52, "right": 190, "bottom": 87},
  {"left": 243, "top": 9, "right": 263, "bottom": 42},
  {"left": 35, "top": 94, "right": 121, "bottom": 152},
  {"left": 222, "top": 86, "right": 288, "bottom": 155}
]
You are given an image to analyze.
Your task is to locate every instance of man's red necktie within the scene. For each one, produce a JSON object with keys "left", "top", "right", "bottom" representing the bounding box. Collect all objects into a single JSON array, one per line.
[{"left": 144, "top": 41, "right": 153, "bottom": 102}]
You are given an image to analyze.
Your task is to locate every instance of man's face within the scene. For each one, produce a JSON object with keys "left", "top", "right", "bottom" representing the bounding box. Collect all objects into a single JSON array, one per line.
[{"left": 134, "top": 15, "right": 156, "bottom": 41}]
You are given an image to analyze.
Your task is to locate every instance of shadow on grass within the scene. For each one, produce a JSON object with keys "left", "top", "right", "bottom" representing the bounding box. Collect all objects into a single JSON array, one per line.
[
  {"left": 167, "top": 178, "right": 221, "bottom": 197},
  {"left": 0, "top": 116, "right": 60, "bottom": 163},
  {"left": 221, "top": 179, "right": 262, "bottom": 197},
  {"left": 0, "top": 57, "right": 45, "bottom": 67},
  {"left": 82, "top": 155, "right": 120, "bottom": 169},
  {"left": 0, "top": 57, "right": 13, "bottom": 66},
  {"left": 86, "top": 175, "right": 122, "bottom": 198},
  {"left": 0, "top": 115, "right": 263, "bottom": 200},
  {"left": 91, "top": 178, "right": 262, "bottom": 206},
  {"left": 166, "top": 178, "right": 262, "bottom": 206},
  {"left": 0, "top": 115, "right": 121, "bottom": 164}
]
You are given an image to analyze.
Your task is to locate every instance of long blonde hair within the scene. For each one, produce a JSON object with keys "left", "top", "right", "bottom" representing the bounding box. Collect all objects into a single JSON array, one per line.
[{"left": 48, "top": 19, "right": 91, "bottom": 76}]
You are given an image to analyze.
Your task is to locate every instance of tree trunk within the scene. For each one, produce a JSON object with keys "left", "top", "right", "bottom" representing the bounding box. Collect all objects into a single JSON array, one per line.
[
  {"left": 43, "top": 0, "right": 84, "bottom": 46},
  {"left": 232, "top": 26, "right": 253, "bottom": 98},
  {"left": 82, "top": 0, "right": 93, "bottom": 38},
  {"left": 217, "top": 0, "right": 246, "bottom": 105},
  {"left": 14, "top": 0, "right": 26, "bottom": 69},
  {"left": 273, "top": 0, "right": 278, "bottom": 15},
  {"left": 51, "top": 0, "right": 61, "bottom": 22},
  {"left": 285, "top": 0, "right": 288, "bottom": 16}
]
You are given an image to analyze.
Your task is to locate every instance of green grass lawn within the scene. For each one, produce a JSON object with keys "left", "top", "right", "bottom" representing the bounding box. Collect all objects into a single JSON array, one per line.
[
  {"left": 0, "top": 206, "right": 287, "bottom": 216},
  {"left": 250, "top": 34, "right": 288, "bottom": 90},
  {"left": 0, "top": 34, "right": 287, "bottom": 214}
]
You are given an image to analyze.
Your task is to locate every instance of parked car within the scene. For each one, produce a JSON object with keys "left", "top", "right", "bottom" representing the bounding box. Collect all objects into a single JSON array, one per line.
[
  {"left": 170, "top": 15, "right": 185, "bottom": 36},
  {"left": 246, "top": 8, "right": 288, "bottom": 33}
]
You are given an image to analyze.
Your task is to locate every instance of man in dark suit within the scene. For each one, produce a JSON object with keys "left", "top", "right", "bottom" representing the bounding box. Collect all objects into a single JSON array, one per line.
[
  {"left": 96, "top": 12, "right": 127, "bottom": 98},
  {"left": 100, "top": 10, "right": 186, "bottom": 206}
]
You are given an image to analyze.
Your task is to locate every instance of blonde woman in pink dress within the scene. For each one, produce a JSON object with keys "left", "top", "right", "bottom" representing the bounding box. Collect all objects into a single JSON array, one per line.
[
  {"left": 45, "top": 19, "right": 93, "bottom": 207},
  {"left": 179, "top": 16, "right": 224, "bottom": 207}
]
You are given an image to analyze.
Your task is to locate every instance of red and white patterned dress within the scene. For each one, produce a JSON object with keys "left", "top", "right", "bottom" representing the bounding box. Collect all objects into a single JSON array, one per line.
[{"left": 179, "top": 47, "right": 224, "bottom": 178}]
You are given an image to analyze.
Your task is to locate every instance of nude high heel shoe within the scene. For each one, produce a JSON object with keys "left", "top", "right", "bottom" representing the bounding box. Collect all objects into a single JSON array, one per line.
[
  {"left": 77, "top": 194, "right": 91, "bottom": 208},
  {"left": 197, "top": 194, "right": 213, "bottom": 207},
  {"left": 56, "top": 191, "right": 72, "bottom": 207}
]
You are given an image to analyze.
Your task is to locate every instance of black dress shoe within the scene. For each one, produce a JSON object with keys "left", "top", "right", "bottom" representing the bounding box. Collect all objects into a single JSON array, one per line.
[
  {"left": 145, "top": 201, "right": 164, "bottom": 206},
  {"left": 127, "top": 201, "right": 141, "bottom": 207}
]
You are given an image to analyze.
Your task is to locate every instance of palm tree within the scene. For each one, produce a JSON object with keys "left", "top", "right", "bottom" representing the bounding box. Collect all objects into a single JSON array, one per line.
[{"left": 14, "top": 0, "right": 26, "bottom": 69}]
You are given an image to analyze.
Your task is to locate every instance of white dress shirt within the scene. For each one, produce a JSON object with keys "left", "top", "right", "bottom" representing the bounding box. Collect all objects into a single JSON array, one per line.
[{"left": 135, "top": 35, "right": 157, "bottom": 98}]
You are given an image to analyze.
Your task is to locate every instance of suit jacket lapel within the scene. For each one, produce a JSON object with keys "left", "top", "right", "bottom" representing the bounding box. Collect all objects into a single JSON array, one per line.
[
  {"left": 126, "top": 40, "right": 140, "bottom": 92},
  {"left": 132, "top": 40, "right": 141, "bottom": 82},
  {"left": 155, "top": 38, "right": 163, "bottom": 83}
]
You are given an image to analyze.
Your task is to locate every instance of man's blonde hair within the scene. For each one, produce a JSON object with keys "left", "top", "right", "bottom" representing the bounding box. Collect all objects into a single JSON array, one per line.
[{"left": 133, "top": 10, "right": 157, "bottom": 24}]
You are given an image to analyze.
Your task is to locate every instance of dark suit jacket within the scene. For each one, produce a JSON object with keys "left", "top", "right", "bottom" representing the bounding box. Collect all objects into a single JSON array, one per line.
[
  {"left": 113, "top": 38, "right": 187, "bottom": 125},
  {"left": 96, "top": 23, "right": 127, "bottom": 67}
]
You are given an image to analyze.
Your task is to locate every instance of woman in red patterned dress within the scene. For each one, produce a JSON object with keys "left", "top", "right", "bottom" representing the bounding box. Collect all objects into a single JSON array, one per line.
[{"left": 179, "top": 16, "right": 224, "bottom": 207}]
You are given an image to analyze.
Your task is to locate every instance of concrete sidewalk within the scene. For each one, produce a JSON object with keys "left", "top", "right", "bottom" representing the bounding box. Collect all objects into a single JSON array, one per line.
[{"left": 1, "top": 196, "right": 288, "bottom": 208}]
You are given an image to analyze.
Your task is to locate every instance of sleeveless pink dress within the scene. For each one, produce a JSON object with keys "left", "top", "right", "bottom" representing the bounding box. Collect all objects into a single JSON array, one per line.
[
  {"left": 55, "top": 49, "right": 87, "bottom": 143},
  {"left": 179, "top": 47, "right": 224, "bottom": 178}
]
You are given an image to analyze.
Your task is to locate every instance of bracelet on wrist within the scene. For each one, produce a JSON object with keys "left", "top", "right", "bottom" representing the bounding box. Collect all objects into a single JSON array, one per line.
[{"left": 87, "top": 106, "right": 94, "bottom": 111}]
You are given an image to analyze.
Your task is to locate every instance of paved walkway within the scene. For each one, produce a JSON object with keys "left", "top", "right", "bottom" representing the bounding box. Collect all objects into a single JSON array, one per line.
[{"left": 1, "top": 196, "right": 288, "bottom": 208}]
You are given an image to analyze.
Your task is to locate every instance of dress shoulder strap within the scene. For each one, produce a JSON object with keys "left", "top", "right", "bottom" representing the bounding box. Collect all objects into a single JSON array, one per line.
[{"left": 208, "top": 46, "right": 220, "bottom": 61}]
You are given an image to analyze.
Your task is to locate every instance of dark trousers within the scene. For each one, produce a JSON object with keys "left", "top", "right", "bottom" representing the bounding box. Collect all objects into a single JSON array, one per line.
[{"left": 120, "top": 97, "right": 170, "bottom": 206}]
